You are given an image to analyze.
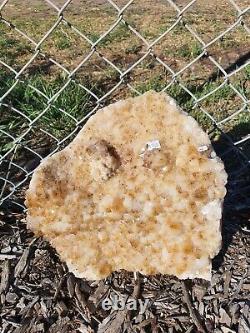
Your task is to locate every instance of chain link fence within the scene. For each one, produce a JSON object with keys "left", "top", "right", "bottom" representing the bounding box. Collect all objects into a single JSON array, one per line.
[{"left": 0, "top": 0, "right": 249, "bottom": 209}]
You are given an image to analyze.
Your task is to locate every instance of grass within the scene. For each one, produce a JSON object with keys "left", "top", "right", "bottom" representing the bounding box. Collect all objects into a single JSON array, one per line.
[
  {"left": 1, "top": 66, "right": 248, "bottom": 154},
  {"left": 176, "top": 42, "right": 203, "bottom": 58},
  {"left": 0, "top": 10, "right": 250, "bottom": 331},
  {"left": 135, "top": 74, "right": 167, "bottom": 93},
  {"left": 134, "top": 71, "right": 249, "bottom": 134},
  {"left": 92, "top": 23, "right": 131, "bottom": 46},
  {"left": 55, "top": 37, "right": 72, "bottom": 50},
  {"left": 0, "top": 37, "right": 17, "bottom": 48},
  {"left": 125, "top": 44, "right": 142, "bottom": 55},
  {"left": 0, "top": 72, "right": 93, "bottom": 153},
  {"left": 196, "top": 82, "right": 234, "bottom": 102},
  {"left": 0, "top": 0, "right": 249, "bottom": 158},
  {"left": 0, "top": 35, "right": 31, "bottom": 62}
]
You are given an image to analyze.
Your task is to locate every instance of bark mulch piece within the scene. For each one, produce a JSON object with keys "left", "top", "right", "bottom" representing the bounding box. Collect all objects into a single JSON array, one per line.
[{"left": 0, "top": 202, "right": 249, "bottom": 333}]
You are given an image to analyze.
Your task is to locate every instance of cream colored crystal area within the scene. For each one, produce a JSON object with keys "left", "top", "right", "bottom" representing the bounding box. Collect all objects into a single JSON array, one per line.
[{"left": 26, "top": 91, "right": 227, "bottom": 281}]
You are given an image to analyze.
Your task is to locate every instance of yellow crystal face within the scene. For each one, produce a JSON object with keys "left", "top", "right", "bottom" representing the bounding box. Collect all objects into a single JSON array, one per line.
[{"left": 26, "top": 91, "right": 227, "bottom": 280}]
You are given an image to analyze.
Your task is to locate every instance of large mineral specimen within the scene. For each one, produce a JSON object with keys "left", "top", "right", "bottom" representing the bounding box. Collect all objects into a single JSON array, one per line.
[{"left": 26, "top": 91, "right": 227, "bottom": 280}]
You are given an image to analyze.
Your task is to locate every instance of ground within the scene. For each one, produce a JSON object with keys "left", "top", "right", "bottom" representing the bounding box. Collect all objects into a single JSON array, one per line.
[
  {"left": 0, "top": 0, "right": 250, "bottom": 332},
  {"left": 1, "top": 202, "right": 250, "bottom": 332}
]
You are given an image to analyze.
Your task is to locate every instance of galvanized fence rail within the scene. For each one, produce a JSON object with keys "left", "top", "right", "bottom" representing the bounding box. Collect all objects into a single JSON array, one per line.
[{"left": 0, "top": 0, "right": 249, "bottom": 209}]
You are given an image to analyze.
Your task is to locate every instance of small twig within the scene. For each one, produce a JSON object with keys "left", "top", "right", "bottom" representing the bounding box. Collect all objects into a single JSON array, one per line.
[
  {"left": 224, "top": 269, "right": 232, "bottom": 299},
  {"left": 181, "top": 281, "right": 206, "bottom": 333},
  {"left": 14, "top": 237, "right": 37, "bottom": 278},
  {"left": 75, "top": 281, "right": 91, "bottom": 323},
  {"left": 132, "top": 272, "right": 141, "bottom": 299},
  {"left": 53, "top": 273, "right": 67, "bottom": 300},
  {"left": 229, "top": 271, "right": 247, "bottom": 305},
  {"left": 0, "top": 260, "right": 10, "bottom": 304}
]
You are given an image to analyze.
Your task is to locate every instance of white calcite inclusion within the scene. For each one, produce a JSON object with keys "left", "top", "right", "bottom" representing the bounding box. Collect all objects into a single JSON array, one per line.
[{"left": 26, "top": 91, "right": 227, "bottom": 280}]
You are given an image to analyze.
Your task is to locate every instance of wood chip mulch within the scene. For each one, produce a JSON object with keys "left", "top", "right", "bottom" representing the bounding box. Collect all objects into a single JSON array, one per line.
[{"left": 0, "top": 204, "right": 249, "bottom": 333}]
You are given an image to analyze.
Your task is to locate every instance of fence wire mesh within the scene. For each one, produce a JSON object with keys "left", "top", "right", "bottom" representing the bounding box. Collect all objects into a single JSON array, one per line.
[{"left": 0, "top": 0, "right": 249, "bottom": 209}]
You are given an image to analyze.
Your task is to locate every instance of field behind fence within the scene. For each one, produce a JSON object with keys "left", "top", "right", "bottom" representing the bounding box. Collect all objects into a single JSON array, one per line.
[{"left": 0, "top": 0, "right": 249, "bottom": 208}]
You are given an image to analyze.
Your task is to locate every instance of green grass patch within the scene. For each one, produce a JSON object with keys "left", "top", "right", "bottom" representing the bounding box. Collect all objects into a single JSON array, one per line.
[
  {"left": 55, "top": 37, "right": 72, "bottom": 50},
  {"left": 125, "top": 44, "right": 142, "bottom": 55},
  {"left": 0, "top": 72, "right": 93, "bottom": 153},
  {"left": 0, "top": 32, "right": 32, "bottom": 65},
  {"left": 134, "top": 75, "right": 232, "bottom": 131},
  {"left": 197, "top": 82, "right": 234, "bottom": 103},
  {"left": 93, "top": 23, "right": 131, "bottom": 47},
  {"left": 164, "top": 42, "right": 203, "bottom": 59},
  {"left": 134, "top": 75, "right": 167, "bottom": 93}
]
